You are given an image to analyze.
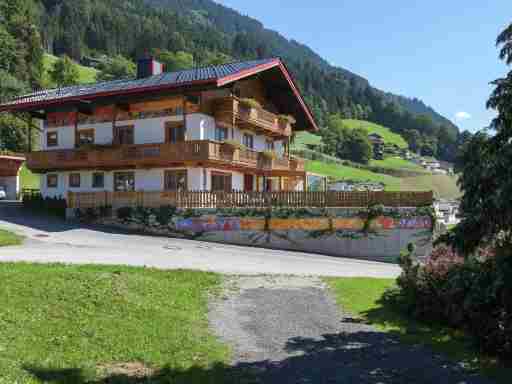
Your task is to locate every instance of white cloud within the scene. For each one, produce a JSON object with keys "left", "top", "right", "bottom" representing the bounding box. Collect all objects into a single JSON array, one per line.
[{"left": 455, "top": 111, "right": 472, "bottom": 121}]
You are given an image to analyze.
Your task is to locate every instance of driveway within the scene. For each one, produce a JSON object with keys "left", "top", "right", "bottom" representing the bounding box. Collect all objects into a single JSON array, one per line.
[
  {"left": 209, "top": 276, "right": 491, "bottom": 384},
  {"left": 0, "top": 203, "right": 400, "bottom": 278}
]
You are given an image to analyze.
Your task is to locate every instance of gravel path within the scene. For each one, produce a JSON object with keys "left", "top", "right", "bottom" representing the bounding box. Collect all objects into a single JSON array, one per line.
[{"left": 209, "top": 275, "right": 493, "bottom": 384}]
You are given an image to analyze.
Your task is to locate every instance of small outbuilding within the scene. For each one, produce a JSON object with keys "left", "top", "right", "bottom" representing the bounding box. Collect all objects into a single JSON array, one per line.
[{"left": 0, "top": 153, "right": 25, "bottom": 200}]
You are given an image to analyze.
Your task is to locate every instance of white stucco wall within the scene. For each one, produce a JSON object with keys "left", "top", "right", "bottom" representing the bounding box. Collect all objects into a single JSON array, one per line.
[
  {"left": 44, "top": 126, "right": 75, "bottom": 150},
  {"left": 88, "top": 122, "right": 114, "bottom": 145},
  {"left": 186, "top": 114, "right": 216, "bottom": 141},
  {"left": 135, "top": 169, "right": 164, "bottom": 191},
  {"left": 41, "top": 171, "right": 115, "bottom": 198},
  {"left": 40, "top": 167, "right": 248, "bottom": 199}
]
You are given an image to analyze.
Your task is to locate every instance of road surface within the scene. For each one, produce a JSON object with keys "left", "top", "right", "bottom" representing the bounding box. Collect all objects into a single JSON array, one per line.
[{"left": 0, "top": 203, "right": 400, "bottom": 278}]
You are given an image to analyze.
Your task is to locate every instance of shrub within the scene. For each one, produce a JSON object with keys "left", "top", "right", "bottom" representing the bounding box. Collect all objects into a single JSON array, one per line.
[
  {"left": 396, "top": 243, "right": 512, "bottom": 357},
  {"left": 278, "top": 114, "right": 296, "bottom": 125},
  {"left": 222, "top": 139, "right": 244, "bottom": 150},
  {"left": 23, "top": 193, "right": 67, "bottom": 218},
  {"left": 260, "top": 150, "right": 276, "bottom": 160},
  {"left": 156, "top": 205, "right": 177, "bottom": 226},
  {"left": 117, "top": 206, "right": 133, "bottom": 221}
]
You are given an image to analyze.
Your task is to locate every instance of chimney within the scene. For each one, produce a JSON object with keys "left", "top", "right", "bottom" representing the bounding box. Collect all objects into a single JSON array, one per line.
[{"left": 137, "top": 57, "right": 164, "bottom": 79}]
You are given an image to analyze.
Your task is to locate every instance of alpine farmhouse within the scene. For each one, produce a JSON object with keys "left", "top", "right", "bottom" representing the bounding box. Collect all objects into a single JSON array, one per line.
[{"left": 0, "top": 58, "right": 318, "bottom": 199}]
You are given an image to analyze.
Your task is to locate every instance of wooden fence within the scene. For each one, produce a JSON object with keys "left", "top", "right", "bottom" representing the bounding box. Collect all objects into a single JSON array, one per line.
[{"left": 68, "top": 190, "right": 433, "bottom": 210}]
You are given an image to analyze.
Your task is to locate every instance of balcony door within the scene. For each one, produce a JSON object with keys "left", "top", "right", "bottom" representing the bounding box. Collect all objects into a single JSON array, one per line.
[
  {"left": 114, "top": 125, "right": 134, "bottom": 145},
  {"left": 165, "top": 121, "right": 185, "bottom": 143},
  {"left": 244, "top": 174, "right": 254, "bottom": 192},
  {"left": 211, "top": 172, "right": 232, "bottom": 192}
]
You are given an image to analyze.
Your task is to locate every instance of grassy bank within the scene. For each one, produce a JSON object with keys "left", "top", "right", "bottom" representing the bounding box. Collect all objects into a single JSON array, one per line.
[
  {"left": 324, "top": 277, "right": 511, "bottom": 384},
  {"left": 305, "top": 160, "right": 403, "bottom": 190},
  {"left": 42, "top": 54, "right": 98, "bottom": 86},
  {"left": 370, "top": 157, "right": 427, "bottom": 172},
  {"left": 19, "top": 164, "right": 39, "bottom": 190},
  {"left": 343, "top": 119, "right": 409, "bottom": 148},
  {"left": 0, "top": 264, "right": 230, "bottom": 383},
  {"left": 0, "top": 229, "right": 23, "bottom": 246}
]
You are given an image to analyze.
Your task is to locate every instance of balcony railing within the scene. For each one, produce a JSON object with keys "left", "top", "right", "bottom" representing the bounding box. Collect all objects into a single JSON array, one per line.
[
  {"left": 26, "top": 141, "right": 305, "bottom": 174},
  {"left": 213, "top": 96, "right": 293, "bottom": 137}
]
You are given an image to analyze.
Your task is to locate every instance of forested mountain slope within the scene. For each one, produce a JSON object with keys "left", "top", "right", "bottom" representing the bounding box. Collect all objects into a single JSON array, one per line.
[{"left": 2, "top": 0, "right": 461, "bottom": 161}]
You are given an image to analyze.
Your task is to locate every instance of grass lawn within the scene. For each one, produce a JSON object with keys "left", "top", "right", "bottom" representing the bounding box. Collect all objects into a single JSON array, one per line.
[
  {"left": 400, "top": 174, "right": 461, "bottom": 199},
  {"left": 43, "top": 54, "right": 98, "bottom": 86},
  {"left": 292, "top": 131, "right": 323, "bottom": 150},
  {"left": 0, "top": 264, "right": 231, "bottom": 383},
  {"left": 306, "top": 160, "right": 403, "bottom": 190},
  {"left": 370, "top": 157, "right": 428, "bottom": 173},
  {"left": 0, "top": 229, "right": 23, "bottom": 246},
  {"left": 19, "top": 164, "right": 39, "bottom": 190},
  {"left": 343, "top": 119, "right": 409, "bottom": 148},
  {"left": 324, "top": 277, "right": 511, "bottom": 384}
]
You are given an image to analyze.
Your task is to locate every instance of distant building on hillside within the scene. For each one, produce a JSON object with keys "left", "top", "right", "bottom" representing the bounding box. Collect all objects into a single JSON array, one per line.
[
  {"left": 328, "top": 180, "right": 385, "bottom": 192},
  {"left": 368, "top": 133, "right": 385, "bottom": 160},
  {"left": 434, "top": 199, "right": 460, "bottom": 226}
]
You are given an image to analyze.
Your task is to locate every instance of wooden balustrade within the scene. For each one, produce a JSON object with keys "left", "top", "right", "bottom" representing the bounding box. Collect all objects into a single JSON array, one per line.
[
  {"left": 68, "top": 190, "right": 434, "bottom": 210},
  {"left": 26, "top": 140, "right": 300, "bottom": 174},
  {"left": 214, "top": 96, "right": 292, "bottom": 137}
]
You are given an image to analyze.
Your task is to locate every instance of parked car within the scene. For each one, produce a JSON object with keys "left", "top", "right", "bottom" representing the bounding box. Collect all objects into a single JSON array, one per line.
[{"left": 0, "top": 186, "right": 6, "bottom": 200}]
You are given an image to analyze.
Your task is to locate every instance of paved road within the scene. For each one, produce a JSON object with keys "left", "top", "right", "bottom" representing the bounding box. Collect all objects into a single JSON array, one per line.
[
  {"left": 210, "top": 276, "right": 492, "bottom": 384},
  {"left": 0, "top": 203, "right": 400, "bottom": 277}
]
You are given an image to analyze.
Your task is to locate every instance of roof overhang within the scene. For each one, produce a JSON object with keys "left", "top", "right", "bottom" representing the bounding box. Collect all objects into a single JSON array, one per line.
[{"left": 0, "top": 58, "right": 319, "bottom": 131}]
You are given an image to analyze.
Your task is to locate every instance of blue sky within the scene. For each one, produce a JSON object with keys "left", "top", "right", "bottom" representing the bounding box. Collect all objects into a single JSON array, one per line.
[{"left": 215, "top": 0, "right": 510, "bottom": 132}]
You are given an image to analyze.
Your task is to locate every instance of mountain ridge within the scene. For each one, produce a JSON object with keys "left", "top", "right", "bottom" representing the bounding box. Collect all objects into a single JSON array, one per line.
[{"left": 145, "top": 0, "right": 457, "bottom": 132}]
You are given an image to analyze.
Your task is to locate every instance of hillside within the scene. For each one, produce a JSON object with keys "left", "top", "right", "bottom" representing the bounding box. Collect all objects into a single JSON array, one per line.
[
  {"left": 28, "top": 0, "right": 459, "bottom": 161},
  {"left": 145, "top": 0, "right": 457, "bottom": 131},
  {"left": 342, "top": 119, "right": 409, "bottom": 148},
  {"left": 42, "top": 54, "right": 98, "bottom": 86},
  {"left": 307, "top": 160, "right": 460, "bottom": 199},
  {"left": 306, "top": 160, "right": 402, "bottom": 191}
]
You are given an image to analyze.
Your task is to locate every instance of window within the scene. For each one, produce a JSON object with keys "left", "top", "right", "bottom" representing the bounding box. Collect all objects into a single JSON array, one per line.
[
  {"left": 114, "top": 126, "right": 134, "bottom": 145},
  {"left": 164, "top": 170, "right": 188, "bottom": 191},
  {"left": 165, "top": 121, "right": 186, "bottom": 143},
  {"left": 265, "top": 139, "right": 274, "bottom": 150},
  {"left": 47, "top": 174, "right": 58, "bottom": 188},
  {"left": 69, "top": 173, "right": 81, "bottom": 188},
  {"left": 243, "top": 133, "right": 254, "bottom": 149},
  {"left": 47, "top": 131, "right": 58, "bottom": 147},
  {"left": 77, "top": 129, "right": 95, "bottom": 146},
  {"left": 211, "top": 172, "right": 232, "bottom": 192},
  {"left": 114, "top": 172, "right": 135, "bottom": 192},
  {"left": 92, "top": 172, "right": 104, "bottom": 188},
  {"left": 215, "top": 126, "right": 228, "bottom": 142}
]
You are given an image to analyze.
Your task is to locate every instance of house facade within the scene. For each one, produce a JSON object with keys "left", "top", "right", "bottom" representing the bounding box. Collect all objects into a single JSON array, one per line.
[{"left": 0, "top": 58, "right": 318, "bottom": 200}]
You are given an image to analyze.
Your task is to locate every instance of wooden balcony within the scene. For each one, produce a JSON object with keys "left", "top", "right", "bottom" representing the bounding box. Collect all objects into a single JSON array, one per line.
[
  {"left": 26, "top": 141, "right": 304, "bottom": 175},
  {"left": 213, "top": 96, "right": 293, "bottom": 138}
]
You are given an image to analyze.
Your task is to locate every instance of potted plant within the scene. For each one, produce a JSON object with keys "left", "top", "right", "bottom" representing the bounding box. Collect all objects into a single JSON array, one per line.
[
  {"left": 239, "top": 98, "right": 262, "bottom": 110},
  {"left": 222, "top": 139, "right": 243, "bottom": 150},
  {"left": 261, "top": 150, "right": 276, "bottom": 160},
  {"left": 278, "top": 114, "right": 296, "bottom": 126},
  {"left": 238, "top": 98, "right": 261, "bottom": 119}
]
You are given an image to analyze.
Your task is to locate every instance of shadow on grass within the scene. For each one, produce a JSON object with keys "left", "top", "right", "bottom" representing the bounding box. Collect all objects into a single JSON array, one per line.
[
  {"left": 359, "top": 289, "right": 512, "bottom": 384},
  {"left": 24, "top": 328, "right": 494, "bottom": 384}
]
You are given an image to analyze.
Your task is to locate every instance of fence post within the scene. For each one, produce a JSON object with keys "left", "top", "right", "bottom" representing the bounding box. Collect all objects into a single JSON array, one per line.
[{"left": 136, "top": 191, "right": 144, "bottom": 207}]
